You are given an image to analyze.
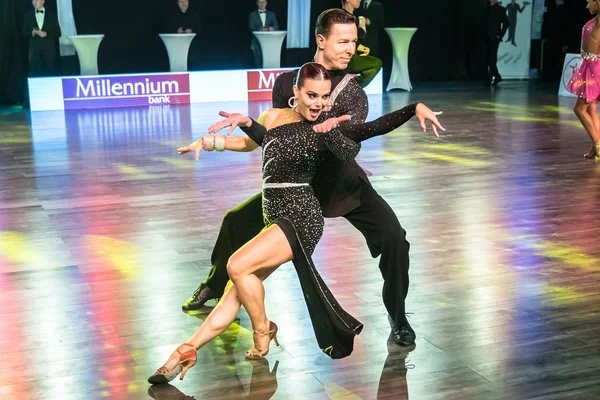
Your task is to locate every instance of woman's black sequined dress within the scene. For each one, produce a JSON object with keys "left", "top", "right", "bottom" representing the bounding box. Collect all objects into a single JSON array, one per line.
[{"left": 244, "top": 104, "right": 418, "bottom": 359}]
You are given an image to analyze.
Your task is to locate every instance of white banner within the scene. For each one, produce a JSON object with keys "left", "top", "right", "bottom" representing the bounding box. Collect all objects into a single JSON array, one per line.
[
  {"left": 28, "top": 68, "right": 383, "bottom": 111},
  {"left": 497, "top": 0, "right": 533, "bottom": 79},
  {"left": 57, "top": 0, "right": 77, "bottom": 56},
  {"left": 558, "top": 53, "right": 582, "bottom": 98}
]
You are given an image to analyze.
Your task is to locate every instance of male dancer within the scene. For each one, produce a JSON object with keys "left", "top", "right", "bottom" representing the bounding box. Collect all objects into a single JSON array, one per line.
[{"left": 183, "top": 9, "right": 442, "bottom": 346}]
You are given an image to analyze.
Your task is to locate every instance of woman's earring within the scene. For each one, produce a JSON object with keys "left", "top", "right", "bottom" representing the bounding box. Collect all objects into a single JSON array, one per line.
[{"left": 288, "top": 97, "right": 298, "bottom": 108}]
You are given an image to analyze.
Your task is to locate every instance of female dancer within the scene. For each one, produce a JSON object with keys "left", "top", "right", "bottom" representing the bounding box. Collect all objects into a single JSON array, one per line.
[
  {"left": 148, "top": 62, "right": 444, "bottom": 384},
  {"left": 567, "top": 0, "right": 600, "bottom": 160}
]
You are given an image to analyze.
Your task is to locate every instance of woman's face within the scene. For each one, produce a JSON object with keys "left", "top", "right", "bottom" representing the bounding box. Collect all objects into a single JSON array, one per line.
[{"left": 293, "top": 78, "right": 332, "bottom": 122}]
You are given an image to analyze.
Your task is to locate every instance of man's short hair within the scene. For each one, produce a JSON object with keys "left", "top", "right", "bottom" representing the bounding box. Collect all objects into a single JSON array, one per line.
[{"left": 315, "top": 8, "right": 356, "bottom": 38}]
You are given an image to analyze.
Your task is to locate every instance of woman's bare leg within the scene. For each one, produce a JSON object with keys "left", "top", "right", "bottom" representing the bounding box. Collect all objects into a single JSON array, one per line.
[
  {"left": 151, "top": 224, "right": 291, "bottom": 380},
  {"left": 187, "top": 282, "right": 241, "bottom": 346},
  {"left": 227, "top": 224, "right": 293, "bottom": 347},
  {"left": 155, "top": 281, "right": 242, "bottom": 372},
  {"left": 574, "top": 98, "right": 600, "bottom": 158},
  {"left": 157, "top": 264, "right": 281, "bottom": 372},
  {"left": 585, "top": 101, "right": 600, "bottom": 158}
]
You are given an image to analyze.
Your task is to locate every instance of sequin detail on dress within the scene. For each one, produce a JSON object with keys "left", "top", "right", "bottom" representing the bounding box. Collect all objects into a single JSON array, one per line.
[
  {"left": 260, "top": 104, "right": 419, "bottom": 253},
  {"left": 566, "top": 18, "right": 600, "bottom": 102},
  {"left": 261, "top": 120, "right": 360, "bottom": 253},
  {"left": 240, "top": 88, "right": 418, "bottom": 358}
]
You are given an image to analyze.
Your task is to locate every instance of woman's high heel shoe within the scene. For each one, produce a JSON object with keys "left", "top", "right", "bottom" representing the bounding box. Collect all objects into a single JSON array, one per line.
[
  {"left": 245, "top": 321, "right": 279, "bottom": 360},
  {"left": 147, "top": 343, "right": 197, "bottom": 385},
  {"left": 584, "top": 143, "right": 599, "bottom": 160}
]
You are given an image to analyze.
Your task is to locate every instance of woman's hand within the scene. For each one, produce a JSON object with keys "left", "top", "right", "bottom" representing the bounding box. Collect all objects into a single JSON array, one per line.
[
  {"left": 312, "top": 115, "right": 352, "bottom": 133},
  {"left": 207, "top": 111, "right": 253, "bottom": 135},
  {"left": 415, "top": 103, "right": 445, "bottom": 137},
  {"left": 177, "top": 138, "right": 204, "bottom": 161}
]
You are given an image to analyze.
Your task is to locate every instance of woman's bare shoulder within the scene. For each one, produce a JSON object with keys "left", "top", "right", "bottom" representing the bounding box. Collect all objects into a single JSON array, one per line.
[{"left": 261, "top": 108, "right": 302, "bottom": 130}]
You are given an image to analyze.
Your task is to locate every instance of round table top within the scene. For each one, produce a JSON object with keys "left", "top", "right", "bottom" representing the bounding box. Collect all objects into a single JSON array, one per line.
[
  {"left": 384, "top": 28, "right": 418, "bottom": 32},
  {"left": 68, "top": 34, "right": 105, "bottom": 39},
  {"left": 252, "top": 31, "right": 287, "bottom": 36},
  {"left": 158, "top": 33, "right": 197, "bottom": 38}
]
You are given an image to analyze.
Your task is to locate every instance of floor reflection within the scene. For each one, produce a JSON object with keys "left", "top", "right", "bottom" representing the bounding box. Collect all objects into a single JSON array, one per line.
[
  {"left": 377, "top": 343, "right": 414, "bottom": 399},
  {"left": 148, "top": 384, "right": 196, "bottom": 400},
  {"left": 148, "top": 359, "right": 279, "bottom": 400}
]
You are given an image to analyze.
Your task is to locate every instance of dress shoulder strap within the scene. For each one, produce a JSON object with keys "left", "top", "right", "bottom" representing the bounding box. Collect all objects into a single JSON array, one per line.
[{"left": 329, "top": 75, "right": 355, "bottom": 107}]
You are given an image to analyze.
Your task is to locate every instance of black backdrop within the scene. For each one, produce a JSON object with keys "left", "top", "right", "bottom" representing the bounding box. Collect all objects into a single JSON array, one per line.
[{"left": 0, "top": 0, "right": 590, "bottom": 104}]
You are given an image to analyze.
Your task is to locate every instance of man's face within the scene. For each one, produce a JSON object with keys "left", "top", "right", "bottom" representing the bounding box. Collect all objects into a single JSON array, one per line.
[
  {"left": 488, "top": 0, "right": 497, "bottom": 5},
  {"left": 32, "top": 0, "right": 44, "bottom": 10},
  {"left": 257, "top": 0, "right": 267, "bottom": 11},
  {"left": 347, "top": 0, "right": 361, "bottom": 8},
  {"left": 178, "top": 0, "right": 189, "bottom": 12},
  {"left": 317, "top": 23, "right": 357, "bottom": 70}
]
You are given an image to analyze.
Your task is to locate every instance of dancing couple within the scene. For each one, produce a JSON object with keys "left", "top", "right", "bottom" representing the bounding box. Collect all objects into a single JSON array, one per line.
[{"left": 148, "top": 9, "right": 445, "bottom": 384}]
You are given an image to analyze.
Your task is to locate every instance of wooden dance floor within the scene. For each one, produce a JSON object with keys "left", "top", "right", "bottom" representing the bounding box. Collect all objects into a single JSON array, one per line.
[{"left": 1, "top": 82, "right": 600, "bottom": 399}]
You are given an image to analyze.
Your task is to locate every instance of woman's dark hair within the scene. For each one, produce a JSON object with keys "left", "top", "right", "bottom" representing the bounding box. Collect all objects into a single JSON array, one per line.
[
  {"left": 295, "top": 62, "right": 331, "bottom": 89},
  {"left": 315, "top": 8, "right": 356, "bottom": 39}
]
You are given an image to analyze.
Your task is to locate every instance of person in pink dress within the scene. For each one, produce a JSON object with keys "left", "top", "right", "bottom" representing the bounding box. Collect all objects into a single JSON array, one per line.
[{"left": 567, "top": 0, "right": 600, "bottom": 160}]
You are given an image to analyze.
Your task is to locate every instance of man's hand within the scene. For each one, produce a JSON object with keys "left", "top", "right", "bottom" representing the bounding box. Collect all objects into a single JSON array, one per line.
[
  {"left": 177, "top": 27, "right": 184, "bottom": 33},
  {"left": 358, "top": 16, "right": 367, "bottom": 31},
  {"left": 32, "top": 29, "right": 47, "bottom": 38},
  {"left": 184, "top": 29, "right": 192, "bottom": 34},
  {"left": 208, "top": 111, "right": 253, "bottom": 135},
  {"left": 313, "top": 115, "right": 352, "bottom": 133},
  {"left": 415, "top": 103, "right": 445, "bottom": 137}
]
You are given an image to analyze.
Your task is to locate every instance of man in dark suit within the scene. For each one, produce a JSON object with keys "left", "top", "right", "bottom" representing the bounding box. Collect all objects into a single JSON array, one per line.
[
  {"left": 485, "top": 0, "right": 509, "bottom": 86},
  {"left": 168, "top": 0, "right": 200, "bottom": 34},
  {"left": 542, "top": 0, "right": 573, "bottom": 80},
  {"left": 358, "top": 0, "right": 384, "bottom": 58},
  {"left": 167, "top": 0, "right": 202, "bottom": 70},
  {"left": 22, "top": 0, "right": 61, "bottom": 77},
  {"left": 248, "top": 0, "right": 280, "bottom": 68}
]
